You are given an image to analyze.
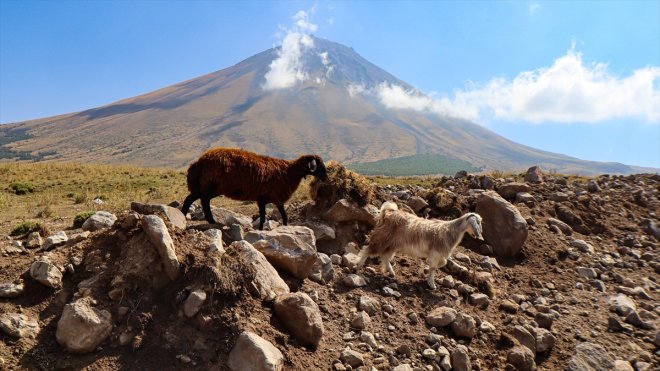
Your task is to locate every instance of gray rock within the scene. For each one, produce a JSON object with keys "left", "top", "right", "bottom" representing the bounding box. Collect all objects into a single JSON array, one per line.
[
  {"left": 476, "top": 191, "right": 528, "bottom": 257},
  {"left": 340, "top": 348, "right": 364, "bottom": 368},
  {"left": 229, "top": 241, "right": 289, "bottom": 301},
  {"left": 566, "top": 342, "right": 614, "bottom": 371},
  {"left": 342, "top": 274, "right": 367, "bottom": 288},
  {"left": 533, "top": 327, "right": 556, "bottom": 353},
  {"left": 608, "top": 294, "right": 636, "bottom": 316},
  {"left": 516, "top": 192, "right": 536, "bottom": 205},
  {"left": 82, "top": 211, "right": 117, "bottom": 231},
  {"left": 535, "top": 312, "right": 555, "bottom": 329},
  {"left": 639, "top": 219, "right": 660, "bottom": 239},
  {"left": 341, "top": 252, "right": 361, "bottom": 269},
  {"left": 393, "top": 365, "right": 413, "bottom": 371},
  {"left": 451, "top": 312, "right": 477, "bottom": 338},
  {"left": 450, "top": 346, "right": 470, "bottom": 371},
  {"left": 512, "top": 325, "right": 536, "bottom": 353},
  {"left": 576, "top": 267, "right": 597, "bottom": 279},
  {"left": 204, "top": 228, "right": 225, "bottom": 255},
  {"left": 625, "top": 310, "right": 655, "bottom": 329},
  {"left": 132, "top": 202, "right": 186, "bottom": 230},
  {"left": 608, "top": 315, "right": 633, "bottom": 333},
  {"left": 0, "top": 313, "right": 40, "bottom": 338},
  {"left": 228, "top": 331, "right": 283, "bottom": 371},
  {"left": 426, "top": 307, "right": 457, "bottom": 327},
  {"left": 359, "top": 331, "right": 377, "bottom": 348},
  {"left": 309, "top": 253, "right": 334, "bottom": 284},
  {"left": 571, "top": 239, "right": 594, "bottom": 253},
  {"left": 549, "top": 191, "right": 569, "bottom": 202},
  {"left": 507, "top": 345, "right": 536, "bottom": 371},
  {"left": 547, "top": 218, "right": 573, "bottom": 235},
  {"left": 141, "top": 215, "right": 180, "bottom": 281},
  {"left": 29, "top": 257, "right": 63, "bottom": 288},
  {"left": 246, "top": 226, "right": 316, "bottom": 250},
  {"left": 56, "top": 298, "right": 112, "bottom": 353},
  {"left": 225, "top": 223, "right": 245, "bottom": 243},
  {"left": 25, "top": 232, "right": 43, "bottom": 249},
  {"left": 43, "top": 231, "right": 68, "bottom": 250},
  {"left": 301, "top": 221, "right": 335, "bottom": 241},
  {"left": 183, "top": 290, "right": 206, "bottom": 318},
  {"left": 358, "top": 296, "right": 380, "bottom": 316},
  {"left": 274, "top": 292, "right": 324, "bottom": 348},
  {"left": 587, "top": 180, "right": 601, "bottom": 193},
  {"left": 324, "top": 199, "right": 379, "bottom": 226},
  {"left": 120, "top": 211, "right": 141, "bottom": 229},
  {"left": 524, "top": 166, "right": 544, "bottom": 184},
  {"left": 350, "top": 311, "right": 371, "bottom": 330},
  {"left": 497, "top": 182, "right": 531, "bottom": 199},
  {"left": 422, "top": 348, "right": 437, "bottom": 360},
  {"left": 192, "top": 205, "right": 251, "bottom": 228},
  {"left": 469, "top": 293, "right": 490, "bottom": 308},
  {"left": 250, "top": 238, "right": 318, "bottom": 279},
  {"left": 0, "top": 281, "right": 24, "bottom": 298}
]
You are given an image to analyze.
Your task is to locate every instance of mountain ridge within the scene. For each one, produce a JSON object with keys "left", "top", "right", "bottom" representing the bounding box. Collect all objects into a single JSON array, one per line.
[{"left": 0, "top": 36, "right": 653, "bottom": 175}]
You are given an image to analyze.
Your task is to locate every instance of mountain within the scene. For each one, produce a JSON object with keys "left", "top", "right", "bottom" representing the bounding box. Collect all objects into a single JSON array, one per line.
[{"left": 0, "top": 37, "right": 650, "bottom": 175}]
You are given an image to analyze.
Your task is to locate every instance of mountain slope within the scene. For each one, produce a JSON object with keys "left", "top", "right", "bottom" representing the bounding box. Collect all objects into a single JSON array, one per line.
[{"left": 0, "top": 37, "right": 649, "bottom": 174}]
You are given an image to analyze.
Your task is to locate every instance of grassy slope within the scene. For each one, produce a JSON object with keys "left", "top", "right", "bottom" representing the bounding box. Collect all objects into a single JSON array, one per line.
[{"left": 348, "top": 153, "right": 482, "bottom": 176}]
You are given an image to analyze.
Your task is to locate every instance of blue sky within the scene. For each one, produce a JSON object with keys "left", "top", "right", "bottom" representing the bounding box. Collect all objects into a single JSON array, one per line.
[{"left": 1, "top": 1, "right": 659, "bottom": 168}]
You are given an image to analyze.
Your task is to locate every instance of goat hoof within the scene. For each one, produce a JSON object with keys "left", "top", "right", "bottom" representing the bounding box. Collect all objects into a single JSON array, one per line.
[{"left": 427, "top": 282, "right": 437, "bottom": 290}]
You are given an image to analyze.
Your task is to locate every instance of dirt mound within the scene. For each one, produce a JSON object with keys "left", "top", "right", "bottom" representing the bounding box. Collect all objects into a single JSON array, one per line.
[{"left": 1, "top": 169, "right": 659, "bottom": 370}]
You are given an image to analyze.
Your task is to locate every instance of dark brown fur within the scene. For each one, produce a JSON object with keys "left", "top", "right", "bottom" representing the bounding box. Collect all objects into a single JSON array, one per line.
[{"left": 181, "top": 148, "right": 327, "bottom": 229}]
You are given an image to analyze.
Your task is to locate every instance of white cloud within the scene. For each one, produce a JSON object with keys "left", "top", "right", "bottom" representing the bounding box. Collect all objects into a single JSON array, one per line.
[
  {"left": 263, "top": 10, "right": 317, "bottom": 91},
  {"left": 347, "top": 83, "right": 366, "bottom": 98},
  {"left": 349, "top": 48, "right": 660, "bottom": 125},
  {"left": 319, "top": 51, "right": 335, "bottom": 79}
]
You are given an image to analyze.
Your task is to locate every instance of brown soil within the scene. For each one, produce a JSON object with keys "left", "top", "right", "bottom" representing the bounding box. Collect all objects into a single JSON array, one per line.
[{"left": 1, "top": 173, "right": 659, "bottom": 370}]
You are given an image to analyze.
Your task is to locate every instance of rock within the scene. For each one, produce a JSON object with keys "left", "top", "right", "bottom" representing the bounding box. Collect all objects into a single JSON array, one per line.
[
  {"left": 0, "top": 313, "right": 40, "bottom": 338},
  {"left": 547, "top": 218, "right": 573, "bottom": 235},
  {"left": 141, "top": 215, "right": 180, "bottom": 281},
  {"left": 422, "top": 348, "right": 437, "bottom": 360},
  {"left": 341, "top": 252, "right": 362, "bottom": 269},
  {"left": 608, "top": 315, "right": 633, "bottom": 333},
  {"left": 549, "top": 192, "right": 569, "bottom": 202},
  {"left": 228, "top": 331, "right": 283, "bottom": 371},
  {"left": 183, "top": 290, "right": 206, "bottom": 318},
  {"left": 524, "top": 166, "right": 544, "bottom": 183},
  {"left": 0, "top": 281, "right": 24, "bottom": 298},
  {"left": 566, "top": 342, "right": 614, "bottom": 371},
  {"left": 455, "top": 170, "right": 468, "bottom": 179},
  {"left": 358, "top": 296, "right": 380, "bottom": 316},
  {"left": 43, "top": 231, "right": 68, "bottom": 250},
  {"left": 56, "top": 298, "right": 112, "bottom": 353},
  {"left": 132, "top": 202, "right": 186, "bottom": 230},
  {"left": 613, "top": 360, "right": 634, "bottom": 371},
  {"left": 451, "top": 312, "right": 477, "bottom": 338},
  {"left": 476, "top": 191, "right": 528, "bottom": 257},
  {"left": 535, "top": 312, "right": 555, "bottom": 329},
  {"left": 406, "top": 196, "right": 428, "bottom": 213},
  {"left": 497, "top": 182, "right": 531, "bottom": 199},
  {"left": 383, "top": 286, "right": 401, "bottom": 297},
  {"left": 120, "top": 211, "right": 141, "bottom": 229},
  {"left": 639, "top": 219, "right": 660, "bottom": 239},
  {"left": 350, "top": 311, "right": 371, "bottom": 330},
  {"left": 225, "top": 223, "right": 245, "bottom": 243},
  {"left": 533, "top": 327, "right": 556, "bottom": 353},
  {"left": 301, "top": 221, "right": 335, "bottom": 241},
  {"left": 324, "top": 199, "right": 379, "bottom": 226},
  {"left": 516, "top": 192, "right": 536, "bottom": 206},
  {"left": 426, "top": 307, "right": 457, "bottom": 327},
  {"left": 608, "top": 294, "right": 636, "bottom": 316},
  {"left": 25, "top": 232, "right": 43, "bottom": 249},
  {"left": 340, "top": 348, "right": 364, "bottom": 368},
  {"left": 576, "top": 267, "right": 597, "bottom": 279},
  {"left": 555, "top": 205, "right": 589, "bottom": 235},
  {"left": 274, "top": 292, "right": 324, "bottom": 348},
  {"left": 507, "top": 345, "right": 536, "bottom": 371},
  {"left": 29, "top": 257, "right": 63, "bottom": 288},
  {"left": 469, "top": 293, "right": 490, "bottom": 308},
  {"left": 229, "top": 241, "right": 289, "bottom": 301},
  {"left": 571, "top": 239, "right": 594, "bottom": 253},
  {"left": 451, "top": 345, "right": 471, "bottom": 371},
  {"left": 342, "top": 274, "right": 367, "bottom": 288},
  {"left": 393, "top": 365, "right": 413, "bottom": 371},
  {"left": 82, "top": 211, "right": 117, "bottom": 231},
  {"left": 625, "top": 310, "right": 655, "bottom": 329},
  {"left": 359, "top": 331, "right": 377, "bottom": 348},
  {"left": 204, "top": 229, "right": 225, "bottom": 255},
  {"left": 309, "top": 253, "right": 334, "bottom": 284},
  {"left": 512, "top": 325, "right": 536, "bottom": 353},
  {"left": 250, "top": 240, "right": 317, "bottom": 280},
  {"left": 246, "top": 225, "right": 315, "bottom": 251}
]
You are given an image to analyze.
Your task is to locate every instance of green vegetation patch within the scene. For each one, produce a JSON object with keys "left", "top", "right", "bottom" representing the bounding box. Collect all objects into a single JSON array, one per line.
[
  {"left": 9, "top": 181, "right": 36, "bottom": 195},
  {"left": 73, "top": 211, "right": 96, "bottom": 228},
  {"left": 348, "top": 153, "right": 482, "bottom": 176},
  {"left": 10, "top": 220, "right": 38, "bottom": 236}
]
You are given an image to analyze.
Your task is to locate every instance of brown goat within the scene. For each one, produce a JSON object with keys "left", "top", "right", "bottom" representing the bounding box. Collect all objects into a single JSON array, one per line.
[{"left": 181, "top": 148, "right": 328, "bottom": 230}]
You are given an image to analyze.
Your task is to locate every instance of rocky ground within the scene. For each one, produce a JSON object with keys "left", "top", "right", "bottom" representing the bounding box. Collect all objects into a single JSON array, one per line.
[{"left": 1, "top": 166, "right": 659, "bottom": 371}]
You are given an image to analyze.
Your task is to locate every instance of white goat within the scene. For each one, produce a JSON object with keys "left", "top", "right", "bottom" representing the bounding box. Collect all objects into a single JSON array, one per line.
[{"left": 356, "top": 201, "right": 483, "bottom": 289}]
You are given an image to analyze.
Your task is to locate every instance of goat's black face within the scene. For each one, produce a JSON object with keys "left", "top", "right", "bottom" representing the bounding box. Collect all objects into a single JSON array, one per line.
[{"left": 307, "top": 156, "right": 328, "bottom": 181}]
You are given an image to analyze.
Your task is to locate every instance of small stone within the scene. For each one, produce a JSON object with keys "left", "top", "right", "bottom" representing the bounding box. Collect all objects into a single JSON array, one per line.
[
  {"left": 0, "top": 281, "right": 25, "bottom": 298},
  {"left": 500, "top": 300, "right": 519, "bottom": 313},
  {"left": 571, "top": 239, "right": 595, "bottom": 253},
  {"left": 469, "top": 293, "right": 490, "bottom": 308},
  {"left": 0, "top": 313, "right": 40, "bottom": 338},
  {"left": 43, "top": 231, "right": 68, "bottom": 250},
  {"left": 451, "top": 312, "right": 477, "bottom": 338},
  {"left": 576, "top": 267, "right": 597, "bottom": 279},
  {"left": 29, "top": 257, "right": 63, "bottom": 288},
  {"left": 358, "top": 296, "right": 380, "bottom": 315},
  {"left": 426, "top": 307, "right": 457, "bottom": 327},
  {"left": 350, "top": 311, "right": 371, "bottom": 330},
  {"left": 342, "top": 274, "right": 367, "bottom": 288},
  {"left": 508, "top": 345, "right": 536, "bottom": 371},
  {"left": 183, "top": 290, "right": 207, "bottom": 318},
  {"left": 450, "top": 346, "right": 470, "bottom": 371},
  {"left": 340, "top": 348, "right": 364, "bottom": 368}
]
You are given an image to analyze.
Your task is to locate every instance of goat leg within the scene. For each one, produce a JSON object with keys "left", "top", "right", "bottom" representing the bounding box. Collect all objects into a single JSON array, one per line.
[
  {"left": 181, "top": 193, "right": 198, "bottom": 216},
  {"left": 257, "top": 198, "right": 267, "bottom": 230},
  {"left": 277, "top": 204, "right": 288, "bottom": 226},
  {"left": 201, "top": 194, "right": 216, "bottom": 224}
]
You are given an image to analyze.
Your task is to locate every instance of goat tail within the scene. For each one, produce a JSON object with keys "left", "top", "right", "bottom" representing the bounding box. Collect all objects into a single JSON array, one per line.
[{"left": 186, "top": 159, "right": 203, "bottom": 193}]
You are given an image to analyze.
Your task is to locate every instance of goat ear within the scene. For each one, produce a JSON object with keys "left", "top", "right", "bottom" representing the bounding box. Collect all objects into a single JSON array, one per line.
[{"left": 308, "top": 159, "right": 317, "bottom": 172}]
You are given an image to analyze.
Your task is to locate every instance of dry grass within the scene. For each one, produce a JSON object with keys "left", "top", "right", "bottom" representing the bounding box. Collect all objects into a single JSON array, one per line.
[{"left": 309, "top": 161, "right": 376, "bottom": 207}]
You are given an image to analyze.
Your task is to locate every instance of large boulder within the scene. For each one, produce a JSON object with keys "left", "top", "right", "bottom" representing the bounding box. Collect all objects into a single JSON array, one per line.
[
  {"left": 229, "top": 241, "right": 289, "bottom": 301},
  {"left": 56, "top": 298, "right": 112, "bottom": 353},
  {"left": 323, "top": 199, "right": 379, "bottom": 226},
  {"left": 497, "top": 182, "right": 531, "bottom": 200},
  {"left": 29, "top": 257, "right": 63, "bottom": 288},
  {"left": 140, "top": 215, "right": 180, "bottom": 281},
  {"left": 0, "top": 313, "right": 40, "bottom": 338},
  {"left": 273, "top": 292, "right": 324, "bottom": 348},
  {"left": 82, "top": 211, "right": 117, "bottom": 231},
  {"left": 246, "top": 226, "right": 318, "bottom": 279},
  {"left": 132, "top": 202, "right": 186, "bottom": 230},
  {"left": 476, "top": 191, "right": 528, "bottom": 257},
  {"left": 228, "top": 331, "right": 283, "bottom": 371},
  {"left": 566, "top": 342, "right": 614, "bottom": 371},
  {"left": 524, "top": 166, "right": 544, "bottom": 183},
  {"left": 301, "top": 221, "right": 336, "bottom": 241}
]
